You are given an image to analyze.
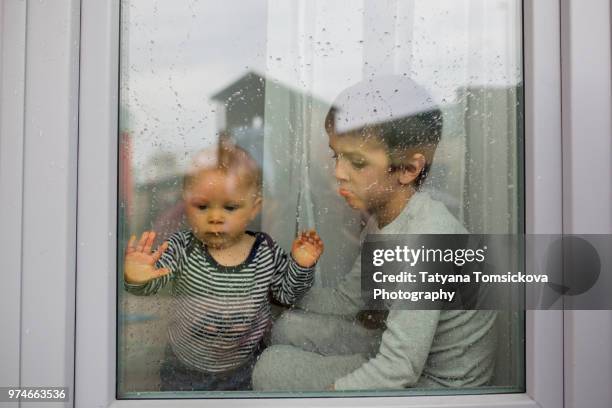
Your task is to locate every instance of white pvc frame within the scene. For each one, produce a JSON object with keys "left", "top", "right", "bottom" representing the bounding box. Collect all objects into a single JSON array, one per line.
[
  {"left": 0, "top": 3, "right": 79, "bottom": 408},
  {"left": 0, "top": 0, "right": 587, "bottom": 407},
  {"left": 71, "top": 0, "right": 566, "bottom": 407},
  {"left": 560, "top": 0, "right": 612, "bottom": 406},
  {"left": 10, "top": 0, "right": 611, "bottom": 406},
  {"left": 0, "top": 0, "right": 26, "bottom": 394}
]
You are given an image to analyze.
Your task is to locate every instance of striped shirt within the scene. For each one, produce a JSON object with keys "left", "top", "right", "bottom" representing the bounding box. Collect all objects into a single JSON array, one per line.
[{"left": 124, "top": 230, "right": 314, "bottom": 373}]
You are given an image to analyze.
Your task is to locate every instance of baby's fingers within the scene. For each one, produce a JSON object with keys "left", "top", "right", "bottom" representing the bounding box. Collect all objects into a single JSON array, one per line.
[
  {"left": 308, "top": 235, "right": 324, "bottom": 254},
  {"left": 298, "top": 230, "right": 315, "bottom": 242},
  {"left": 143, "top": 231, "right": 156, "bottom": 253},
  {"left": 136, "top": 231, "right": 149, "bottom": 252},
  {"left": 154, "top": 268, "right": 171, "bottom": 279},
  {"left": 316, "top": 238, "right": 324, "bottom": 253},
  {"left": 300, "top": 231, "right": 323, "bottom": 246},
  {"left": 152, "top": 241, "right": 169, "bottom": 262},
  {"left": 312, "top": 240, "right": 324, "bottom": 255},
  {"left": 126, "top": 234, "right": 137, "bottom": 254},
  {"left": 303, "top": 229, "right": 317, "bottom": 239}
]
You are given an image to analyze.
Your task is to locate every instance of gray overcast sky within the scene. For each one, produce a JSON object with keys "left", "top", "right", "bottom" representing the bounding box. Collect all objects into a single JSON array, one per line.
[{"left": 121, "top": 0, "right": 521, "bottom": 180}]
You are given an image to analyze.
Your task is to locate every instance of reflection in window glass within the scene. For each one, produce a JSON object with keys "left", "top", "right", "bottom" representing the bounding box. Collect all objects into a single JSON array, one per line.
[{"left": 118, "top": 0, "right": 524, "bottom": 398}]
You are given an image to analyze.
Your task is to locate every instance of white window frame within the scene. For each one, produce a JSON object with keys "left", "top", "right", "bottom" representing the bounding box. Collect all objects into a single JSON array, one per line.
[
  {"left": 1, "top": 2, "right": 80, "bottom": 408},
  {"left": 1, "top": 0, "right": 610, "bottom": 407},
  {"left": 560, "top": 0, "right": 612, "bottom": 406},
  {"left": 75, "top": 0, "right": 564, "bottom": 406}
]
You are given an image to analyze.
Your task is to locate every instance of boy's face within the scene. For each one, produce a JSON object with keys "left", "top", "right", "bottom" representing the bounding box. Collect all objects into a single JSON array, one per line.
[
  {"left": 328, "top": 131, "right": 399, "bottom": 214},
  {"left": 183, "top": 169, "right": 261, "bottom": 249}
]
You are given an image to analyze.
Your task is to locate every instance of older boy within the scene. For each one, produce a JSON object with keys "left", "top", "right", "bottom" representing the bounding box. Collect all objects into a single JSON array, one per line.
[{"left": 252, "top": 76, "right": 496, "bottom": 391}]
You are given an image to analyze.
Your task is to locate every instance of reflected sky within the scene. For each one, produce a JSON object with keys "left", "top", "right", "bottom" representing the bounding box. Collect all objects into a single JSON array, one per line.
[{"left": 121, "top": 0, "right": 522, "bottom": 180}]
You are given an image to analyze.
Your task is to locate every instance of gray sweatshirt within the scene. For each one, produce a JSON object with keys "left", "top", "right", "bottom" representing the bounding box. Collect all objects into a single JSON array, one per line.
[{"left": 296, "top": 191, "right": 497, "bottom": 390}]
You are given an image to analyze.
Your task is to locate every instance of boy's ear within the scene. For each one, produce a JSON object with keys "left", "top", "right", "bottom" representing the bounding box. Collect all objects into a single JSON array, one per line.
[{"left": 398, "top": 153, "right": 426, "bottom": 185}]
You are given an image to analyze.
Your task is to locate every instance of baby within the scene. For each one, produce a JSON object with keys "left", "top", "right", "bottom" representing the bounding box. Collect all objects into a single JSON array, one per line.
[{"left": 124, "top": 140, "right": 323, "bottom": 391}]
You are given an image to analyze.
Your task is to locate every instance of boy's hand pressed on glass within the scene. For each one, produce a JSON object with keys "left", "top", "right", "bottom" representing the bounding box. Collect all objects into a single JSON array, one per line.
[
  {"left": 124, "top": 231, "right": 170, "bottom": 284},
  {"left": 291, "top": 229, "right": 324, "bottom": 268}
]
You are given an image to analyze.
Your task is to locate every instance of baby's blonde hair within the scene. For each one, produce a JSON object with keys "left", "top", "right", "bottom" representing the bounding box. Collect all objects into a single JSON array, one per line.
[{"left": 183, "top": 137, "right": 262, "bottom": 193}]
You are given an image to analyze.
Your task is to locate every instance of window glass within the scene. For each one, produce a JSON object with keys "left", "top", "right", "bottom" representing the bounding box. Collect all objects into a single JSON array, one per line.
[{"left": 118, "top": 0, "right": 524, "bottom": 398}]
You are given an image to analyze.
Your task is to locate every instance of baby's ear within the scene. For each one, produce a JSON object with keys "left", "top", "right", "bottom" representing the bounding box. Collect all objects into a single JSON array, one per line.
[
  {"left": 251, "top": 194, "right": 263, "bottom": 217},
  {"left": 398, "top": 153, "right": 426, "bottom": 185}
]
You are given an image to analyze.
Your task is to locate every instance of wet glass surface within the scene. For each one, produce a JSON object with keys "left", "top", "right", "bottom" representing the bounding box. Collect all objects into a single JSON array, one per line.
[{"left": 118, "top": 0, "right": 524, "bottom": 398}]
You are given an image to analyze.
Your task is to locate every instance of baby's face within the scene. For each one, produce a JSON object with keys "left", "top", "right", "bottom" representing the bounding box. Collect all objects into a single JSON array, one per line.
[{"left": 183, "top": 169, "right": 261, "bottom": 249}]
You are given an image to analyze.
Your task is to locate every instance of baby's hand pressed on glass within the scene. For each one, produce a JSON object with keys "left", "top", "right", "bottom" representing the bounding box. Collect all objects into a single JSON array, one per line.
[
  {"left": 124, "top": 231, "right": 171, "bottom": 285},
  {"left": 291, "top": 229, "right": 324, "bottom": 268}
]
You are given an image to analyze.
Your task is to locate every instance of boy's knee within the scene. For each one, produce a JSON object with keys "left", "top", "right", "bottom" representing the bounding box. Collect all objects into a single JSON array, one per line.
[
  {"left": 252, "top": 346, "right": 293, "bottom": 391},
  {"left": 271, "top": 310, "right": 312, "bottom": 346},
  {"left": 252, "top": 349, "right": 272, "bottom": 390}
]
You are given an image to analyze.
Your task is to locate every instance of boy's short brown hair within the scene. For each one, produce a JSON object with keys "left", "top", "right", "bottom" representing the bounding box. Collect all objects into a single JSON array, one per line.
[
  {"left": 325, "top": 108, "right": 442, "bottom": 188},
  {"left": 325, "top": 76, "right": 443, "bottom": 188}
]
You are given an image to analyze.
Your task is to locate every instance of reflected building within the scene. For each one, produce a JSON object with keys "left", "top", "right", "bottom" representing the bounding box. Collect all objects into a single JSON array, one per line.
[
  {"left": 130, "top": 71, "right": 331, "bottom": 237},
  {"left": 211, "top": 71, "right": 268, "bottom": 166},
  {"left": 211, "top": 71, "right": 331, "bottom": 235}
]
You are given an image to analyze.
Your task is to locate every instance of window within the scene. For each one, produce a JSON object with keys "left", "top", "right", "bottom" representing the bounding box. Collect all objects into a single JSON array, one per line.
[
  {"left": 10, "top": 0, "right": 612, "bottom": 407},
  {"left": 117, "top": 0, "right": 524, "bottom": 398}
]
